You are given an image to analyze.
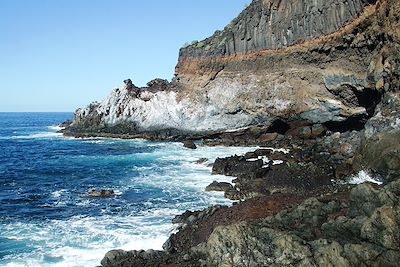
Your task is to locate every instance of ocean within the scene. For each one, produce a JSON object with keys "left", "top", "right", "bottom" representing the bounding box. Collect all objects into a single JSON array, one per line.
[{"left": 0, "top": 112, "right": 255, "bottom": 267}]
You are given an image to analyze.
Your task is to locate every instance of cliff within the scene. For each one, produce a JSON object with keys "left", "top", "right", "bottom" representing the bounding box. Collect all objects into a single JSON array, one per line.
[
  {"left": 66, "top": 0, "right": 399, "bottom": 141},
  {"left": 179, "top": 0, "right": 374, "bottom": 57}
]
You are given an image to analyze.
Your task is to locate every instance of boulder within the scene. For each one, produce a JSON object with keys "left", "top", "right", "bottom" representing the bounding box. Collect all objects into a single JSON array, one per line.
[
  {"left": 87, "top": 189, "right": 115, "bottom": 198},
  {"left": 183, "top": 140, "right": 197, "bottom": 149},
  {"left": 212, "top": 155, "right": 263, "bottom": 176},
  {"left": 195, "top": 158, "right": 208, "bottom": 164},
  {"left": 205, "top": 181, "right": 234, "bottom": 192},
  {"left": 101, "top": 250, "right": 134, "bottom": 267},
  {"left": 355, "top": 130, "right": 400, "bottom": 180}
]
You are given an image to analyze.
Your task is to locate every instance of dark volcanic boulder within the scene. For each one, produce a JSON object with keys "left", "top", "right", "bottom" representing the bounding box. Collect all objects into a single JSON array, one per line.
[
  {"left": 205, "top": 181, "right": 234, "bottom": 192},
  {"left": 101, "top": 249, "right": 170, "bottom": 267},
  {"left": 212, "top": 155, "right": 264, "bottom": 177},
  {"left": 195, "top": 157, "right": 208, "bottom": 164},
  {"left": 183, "top": 140, "right": 197, "bottom": 149},
  {"left": 355, "top": 130, "right": 400, "bottom": 180},
  {"left": 87, "top": 189, "right": 115, "bottom": 198}
]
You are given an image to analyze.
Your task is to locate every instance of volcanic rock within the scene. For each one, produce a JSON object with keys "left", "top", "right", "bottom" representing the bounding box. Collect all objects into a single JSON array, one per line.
[
  {"left": 87, "top": 189, "right": 115, "bottom": 198},
  {"left": 205, "top": 181, "right": 234, "bottom": 192},
  {"left": 183, "top": 140, "right": 197, "bottom": 149}
]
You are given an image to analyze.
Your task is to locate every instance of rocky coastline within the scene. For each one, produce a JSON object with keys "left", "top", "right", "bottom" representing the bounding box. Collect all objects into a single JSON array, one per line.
[{"left": 62, "top": 0, "right": 400, "bottom": 266}]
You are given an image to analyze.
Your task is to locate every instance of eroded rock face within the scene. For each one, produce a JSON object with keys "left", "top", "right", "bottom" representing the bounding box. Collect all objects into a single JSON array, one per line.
[{"left": 66, "top": 0, "right": 399, "bottom": 140}]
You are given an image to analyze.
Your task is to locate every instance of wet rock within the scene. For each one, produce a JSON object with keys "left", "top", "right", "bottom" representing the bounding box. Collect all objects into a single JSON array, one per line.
[
  {"left": 254, "top": 148, "right": 273, "bottom": 157},
  {"left": 59, "top": 120, "right": 72, "bottom": 128},
  {"left": 183, "top": 140, "right": 197, "bottom": 149},
  {"left": 212, "top": 155, "right": 263, "bottom": 177},
  {"left": 355, "top": 130, "right": 400, "bottom": 180},
  {"left": 335, "top": 163, "right": 354, "bottom": 178},
  {"left": 87, "top": 189, "right": 115, "bottom": 198},
  {"left": 101, "top": 249, "right": 170, "bottom": 267},
  {"left": 244, "top": 151, "right": 257, "bottom": 159},
  {"left": 101, "top": 249, "right": 134, "bottom": 267},
  {"left": 205, "top": 181, "right": 233, "bottom": 192},
  {"left": 195, "top": 158, "right": 208, "bottom": 164}
]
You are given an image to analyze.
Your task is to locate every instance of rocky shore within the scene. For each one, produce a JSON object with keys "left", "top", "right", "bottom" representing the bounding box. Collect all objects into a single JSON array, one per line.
[
  {"left": 97, "top": 125, "right": 399, "bottom": 266},
  {"left": 101, "top": 177, "right": 400, "bottom": 267},
  {"left": 61, "top": 0, "right": 400, "bottom": 265}
]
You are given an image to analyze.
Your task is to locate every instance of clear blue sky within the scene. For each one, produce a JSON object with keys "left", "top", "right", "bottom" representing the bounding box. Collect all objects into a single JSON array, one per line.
[{"left": 0, "top": 0, "right": 251, "bottom": 112}]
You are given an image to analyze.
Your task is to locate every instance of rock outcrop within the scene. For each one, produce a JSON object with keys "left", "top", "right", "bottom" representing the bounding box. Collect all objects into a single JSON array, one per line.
[
  {"left": 200, "top": 180, "right": 400, "bottom": 267},
  {"left": 65, "top": 0, "right": 399, "bottom": 144},
  {"left": 101, "top": 178, "right": 400, "bottom": 267}
]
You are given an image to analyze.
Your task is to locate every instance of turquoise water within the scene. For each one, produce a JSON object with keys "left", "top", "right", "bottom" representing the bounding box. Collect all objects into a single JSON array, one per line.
[{"left": 0, "top": 113, "right": 255, "bottom": 266}]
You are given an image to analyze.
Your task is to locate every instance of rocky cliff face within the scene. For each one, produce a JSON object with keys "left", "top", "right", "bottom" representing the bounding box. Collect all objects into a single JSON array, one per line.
[
  {"left": 179, "top": 0, "right": 374, "bottom": 57},
  {"left": 67, "top": 0, "right": 399, "bottom": 139}
]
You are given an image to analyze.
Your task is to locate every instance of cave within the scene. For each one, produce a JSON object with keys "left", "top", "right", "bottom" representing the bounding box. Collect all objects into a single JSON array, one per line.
[
  {"left": 267, "top": 119, "right": 291, "bottom": 135},
  {"left": 324, "top": 115, "right": 368, "bottom": 133},
  {"left": 353, "top": 88, "right": 382, "bottom": 116},
  {"left": 325, "top": 85, "right": 382, "bottom": 132}
]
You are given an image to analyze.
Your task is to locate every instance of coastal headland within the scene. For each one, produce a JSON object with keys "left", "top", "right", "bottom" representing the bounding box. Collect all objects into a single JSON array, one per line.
[{"left": 63, "top": 0, "right": 400, "bottom": 266}]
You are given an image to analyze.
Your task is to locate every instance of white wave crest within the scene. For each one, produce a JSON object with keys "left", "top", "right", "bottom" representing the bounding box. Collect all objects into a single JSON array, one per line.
[
  {"left": 47, "top": 125, "right": 64, "bottom": 131},
  {"left": 11, "top": 132, "right": 63, "bottom": 140},
  {"left": 348, "top": 170, "right": 383, "bottom": 185},
  {"left": 1, "top": 214, "right": 172, "bottom": 267}
]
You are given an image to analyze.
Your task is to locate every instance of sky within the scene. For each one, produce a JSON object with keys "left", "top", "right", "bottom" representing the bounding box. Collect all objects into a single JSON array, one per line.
[{"left": 0, "top": 0, "right": 251, "bottom": 112}]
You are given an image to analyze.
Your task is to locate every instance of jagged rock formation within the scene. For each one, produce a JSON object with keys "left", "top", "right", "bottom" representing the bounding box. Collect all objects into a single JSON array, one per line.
[
  {"left": 101, "top": 178, "right": 400, "bottom": 267},
  {"left": 199, "top": 180, "right": 400, "bottom": 267},
  {"left": 66, "top": 0, "right": 399, "bottom": 141}
]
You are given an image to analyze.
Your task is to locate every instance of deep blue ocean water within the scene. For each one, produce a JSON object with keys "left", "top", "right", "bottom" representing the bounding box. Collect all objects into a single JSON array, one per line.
[{"left": 0, "top": 113, "right": 255, "bottom": 266}]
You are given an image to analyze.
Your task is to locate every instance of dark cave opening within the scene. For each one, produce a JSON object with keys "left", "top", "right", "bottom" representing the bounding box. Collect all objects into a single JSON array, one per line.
[
  {"left": 267, "top": 119, "right": 291, "bottom": 135},
  {"left": 324, "top": 115, "right": 368, "bottom": 133},
  {"left": 324, "top": 85, "right": 382, "bottom": 133},
  {"left": 353, "top": 88, "right": 382, "bottom": 116}
]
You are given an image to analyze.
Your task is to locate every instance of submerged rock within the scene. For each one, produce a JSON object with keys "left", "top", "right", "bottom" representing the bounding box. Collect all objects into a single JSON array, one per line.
[
  {"left": 87, "top": 189, "right": 115, "bottom": 198},
  {"left": 195, "top": 158, "right": 208, "bottom": 164}
]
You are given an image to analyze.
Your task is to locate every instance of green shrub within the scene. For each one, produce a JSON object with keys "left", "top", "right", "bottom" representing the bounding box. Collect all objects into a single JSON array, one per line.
[{"left": 196, "top": 41, "right": 205, "bottom": 48}]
